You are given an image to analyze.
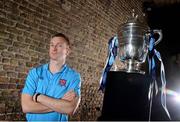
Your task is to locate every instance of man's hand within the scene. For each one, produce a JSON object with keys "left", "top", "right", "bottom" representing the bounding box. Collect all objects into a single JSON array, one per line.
[
  {"left": 62, "top": 90, "right": 76, "bottom": 101},
  {"left": 33, "top": 93, "right": 38, "bottom": 102}
]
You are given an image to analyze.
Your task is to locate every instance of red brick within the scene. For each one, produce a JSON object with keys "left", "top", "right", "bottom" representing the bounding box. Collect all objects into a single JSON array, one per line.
[{"left": 0, "top": 83, "right": 9, "bottom": 89}]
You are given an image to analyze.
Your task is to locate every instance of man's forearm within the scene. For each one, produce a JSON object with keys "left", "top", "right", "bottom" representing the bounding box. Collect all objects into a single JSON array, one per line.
[
  {"left": 21, "top": 94, "right": 53, "bottom": 113},
  {"left": 23, "top": 101, "right": 53, "bottom": 113},
  {"left": 37, "top": 94, "right": 78, "bottom": 115}
]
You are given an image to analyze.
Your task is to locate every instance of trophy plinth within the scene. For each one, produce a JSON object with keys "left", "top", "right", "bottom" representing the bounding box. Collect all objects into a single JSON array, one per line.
[{"left": 98, "top": 71, "right": 170, "bottom": 121}]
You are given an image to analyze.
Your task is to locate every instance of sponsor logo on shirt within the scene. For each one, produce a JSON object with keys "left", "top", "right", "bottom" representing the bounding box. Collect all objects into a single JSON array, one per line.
[{"left": 59, "top": 79, "right": 66, "bottom": 86}]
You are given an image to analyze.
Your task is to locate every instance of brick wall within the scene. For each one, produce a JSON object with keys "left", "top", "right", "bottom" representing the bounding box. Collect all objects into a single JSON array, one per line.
[{"left": 0, "top": 0, "right": 144, "bottom": 120}]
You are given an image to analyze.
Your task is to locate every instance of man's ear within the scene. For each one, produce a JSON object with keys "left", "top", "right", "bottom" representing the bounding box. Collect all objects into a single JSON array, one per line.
[{"left": 66, "top": 47, "right": 71, "bottom": 56}]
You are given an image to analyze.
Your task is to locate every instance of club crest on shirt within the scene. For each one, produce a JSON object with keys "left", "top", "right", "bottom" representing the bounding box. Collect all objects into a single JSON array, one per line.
[{"left": 59, "top": 79, "right": 66, "bottom": 86}]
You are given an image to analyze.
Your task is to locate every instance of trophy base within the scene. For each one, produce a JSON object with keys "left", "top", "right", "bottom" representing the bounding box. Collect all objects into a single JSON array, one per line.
[
  {"left": 121, "top": 60, "right": 146, "bottom": 74},
  {"left": 119, "top": 69, "right": 145, "bottom": 74}
]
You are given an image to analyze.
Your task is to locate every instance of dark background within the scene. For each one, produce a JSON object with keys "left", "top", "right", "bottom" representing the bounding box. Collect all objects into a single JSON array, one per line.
[{"left": 143, "top": 1, "right": 180, "bottom": 55}]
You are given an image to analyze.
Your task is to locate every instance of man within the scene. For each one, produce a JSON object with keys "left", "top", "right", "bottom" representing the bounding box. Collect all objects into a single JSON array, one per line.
[{"left": 21, "top": 33, "right": 81, "bottom": 121}]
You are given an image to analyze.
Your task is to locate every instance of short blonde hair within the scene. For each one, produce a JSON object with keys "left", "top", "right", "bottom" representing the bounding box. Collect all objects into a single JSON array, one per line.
[{"left": 51, "top": 33, "right": 70, "bottom": 46}]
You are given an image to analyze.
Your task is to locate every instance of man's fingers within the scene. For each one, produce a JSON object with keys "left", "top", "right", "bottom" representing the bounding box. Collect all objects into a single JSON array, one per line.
[
  {"left": 62, "top": 90, "right": 76, "bottom": 101},
  {"left": 63, "top": 93, "right": 75, "bottom": 99},
  {"left": 64, "top": 90, "right": 76, "bottom": 96}
]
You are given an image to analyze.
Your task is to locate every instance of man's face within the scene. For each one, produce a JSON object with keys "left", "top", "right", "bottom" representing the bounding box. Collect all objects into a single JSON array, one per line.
[{"left": 49, "top": 37, "right": 69, "bottom": 61}]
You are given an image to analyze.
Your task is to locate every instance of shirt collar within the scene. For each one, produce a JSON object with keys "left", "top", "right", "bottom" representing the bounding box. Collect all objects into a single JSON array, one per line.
[{"left": 45, "top": 63, "right": 67, "bottom": 74}]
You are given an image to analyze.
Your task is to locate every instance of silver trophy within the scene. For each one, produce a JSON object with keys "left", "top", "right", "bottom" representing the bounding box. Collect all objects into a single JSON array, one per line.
[{"left": 117, "top": 11, "right": 162, "bottom": 74}]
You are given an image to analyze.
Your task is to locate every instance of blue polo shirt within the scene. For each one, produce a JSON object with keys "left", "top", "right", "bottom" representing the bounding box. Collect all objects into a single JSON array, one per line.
[{"left": 22, "top": 63, "right": 81, "bottom": 121}]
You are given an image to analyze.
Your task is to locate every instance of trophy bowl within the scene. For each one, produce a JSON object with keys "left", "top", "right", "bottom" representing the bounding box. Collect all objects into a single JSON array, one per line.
[{"left": 117, "top": 13, "right": 162, "bottom": 74}]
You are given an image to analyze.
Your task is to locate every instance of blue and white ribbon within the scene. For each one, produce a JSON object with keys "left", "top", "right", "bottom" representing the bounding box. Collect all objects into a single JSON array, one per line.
[
  {"left": 99, "top": 35, "right": 118, "bottom": 92},
  {"left": 154, "top": 49, "right": 171, "bottom": 119},
  {"left": 148, "top": 32, "right": 171, "bottom": 120}
]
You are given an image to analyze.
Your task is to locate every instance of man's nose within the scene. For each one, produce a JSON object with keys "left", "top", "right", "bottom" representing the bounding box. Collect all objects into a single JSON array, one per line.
[{"left": 52, "top": 46, "right": 57, "bottom": 51}]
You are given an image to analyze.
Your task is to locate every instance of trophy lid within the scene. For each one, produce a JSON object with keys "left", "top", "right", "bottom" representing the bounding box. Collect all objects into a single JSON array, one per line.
[{"left": 119, "top": 9, "right": 149, "bottom": 30}]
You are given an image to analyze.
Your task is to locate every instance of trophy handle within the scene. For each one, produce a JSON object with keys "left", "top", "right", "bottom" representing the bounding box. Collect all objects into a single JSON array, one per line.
[{"left": 153, "top": 29, "right": 163, "bottom": 45}]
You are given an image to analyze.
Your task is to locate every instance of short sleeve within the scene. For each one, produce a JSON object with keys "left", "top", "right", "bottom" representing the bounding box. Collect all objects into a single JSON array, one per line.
[
  {"left": 74, "top": 73, "right": 81, "bottom": 96},
  {"left": 69, "top": 73, "right": 81, "bottom": 97},
  {"left": 22, "top": 68, "right": 38, "bottom": 96}
]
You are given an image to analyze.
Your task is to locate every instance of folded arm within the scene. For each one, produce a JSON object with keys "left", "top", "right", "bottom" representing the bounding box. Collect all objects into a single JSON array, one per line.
[
  {"left": 21, "top": 90, "right": 80, "bottom": 115},
  {"left": 36, "top": 90, "right": 80, "bottom": 115}
]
